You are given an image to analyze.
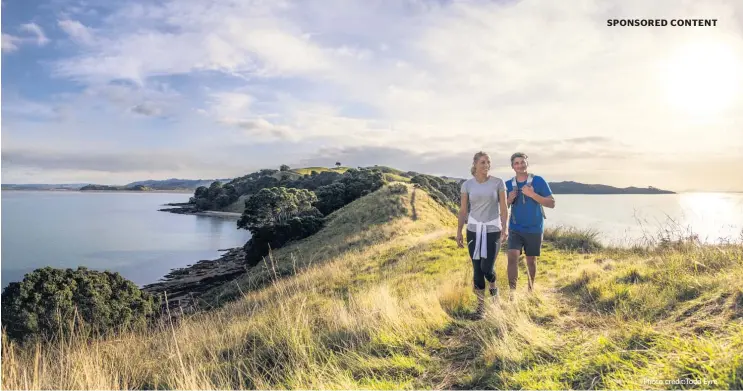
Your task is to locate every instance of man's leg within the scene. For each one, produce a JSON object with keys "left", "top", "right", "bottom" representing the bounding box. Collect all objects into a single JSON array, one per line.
[
  {"left": 507, "top": 231, "right": 524, "bottom": 290},
  {"left": 525, "top": 256, "right": 537, "bottom": 291},
  {"left": 523, "top": 233, "right": 543, "bottom": 291}
]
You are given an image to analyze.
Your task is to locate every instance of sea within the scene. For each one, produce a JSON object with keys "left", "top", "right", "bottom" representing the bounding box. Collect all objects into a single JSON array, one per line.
[{"left": 2, "top": 191, "right": 742, "bottom": 289}]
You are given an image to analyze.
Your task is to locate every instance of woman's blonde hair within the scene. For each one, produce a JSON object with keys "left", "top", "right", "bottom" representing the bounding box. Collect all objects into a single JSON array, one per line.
[{"left": 470, "top": 151, "right": 490, "bottom": 176}]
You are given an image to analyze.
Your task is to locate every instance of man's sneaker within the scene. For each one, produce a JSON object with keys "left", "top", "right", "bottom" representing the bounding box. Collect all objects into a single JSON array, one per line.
[{"left": 489, "top": 287, "right": 499, "bottom": 298}]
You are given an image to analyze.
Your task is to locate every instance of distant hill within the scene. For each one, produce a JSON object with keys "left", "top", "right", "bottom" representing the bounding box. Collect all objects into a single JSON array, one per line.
[
  {"left": 125, "top": 178, "right": 233, "bottom": 190},
  {"left": 79, "top": 184, "right": 152, "bottom": 191},
  {"left": 1, "top": 183, "right": 88, "bottom": 191},
  {"left": 548, "top": 181, "right": 674, "bottom": 194},
  {"left": 2, "top": 172, "right": 674, "bottom": 194}
]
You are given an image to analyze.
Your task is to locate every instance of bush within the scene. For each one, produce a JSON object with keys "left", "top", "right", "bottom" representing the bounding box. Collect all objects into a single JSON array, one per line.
[
  {"left": 389, "top": 183, "right": 408, "bottom": 194},
  {"left": 243, "top": 212, "right": 325, "bottom": 266},
  {"left": 314, "top": 168, "right": 386, "bottom": 215},
  {"left": 1, "top": 267, "right": 156, "bottom": 343},
  {"left": 237, "top": 187, "right": 319, "bottom": 231},
  {"left": 544, "top": 226, "right": 603, "bottom": 253}
]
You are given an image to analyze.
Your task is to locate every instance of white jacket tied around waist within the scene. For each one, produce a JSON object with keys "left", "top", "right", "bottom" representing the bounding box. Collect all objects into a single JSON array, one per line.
[{"left": 467, "top": 215, "right": 501, "bottom": 260}]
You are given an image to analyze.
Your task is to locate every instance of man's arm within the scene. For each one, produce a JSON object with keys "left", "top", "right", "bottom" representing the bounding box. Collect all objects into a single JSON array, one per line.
[
  {"left": 538, "top": 176, "right": 555, "bottom": 208},
  {"left": 530, "top": 193, "right": 555, "bottom": 208},
  {"left": 522, "top": 177, "right": 556, "bottom": 208}
]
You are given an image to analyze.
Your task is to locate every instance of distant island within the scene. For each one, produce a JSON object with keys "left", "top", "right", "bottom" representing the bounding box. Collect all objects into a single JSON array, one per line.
[
  {"left": 2, "top": 178, "right": 232, "bottom": 192},
  {"left": 548, "top": 181, "right": 675, "bottom": 194},
  {"left": 2, "top": 173, "right": 674, "bottom": 194},
  {"left": 79, "top": 184, "right": 153, "bottom": 191}
]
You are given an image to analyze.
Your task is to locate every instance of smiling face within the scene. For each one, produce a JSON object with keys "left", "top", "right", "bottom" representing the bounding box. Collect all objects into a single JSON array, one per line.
[
  {"left": 512, "top": 156, "right": 528, "bottom": 174},
  {"left": 475, "top": 155, "right": 491, "bottom": 175}
]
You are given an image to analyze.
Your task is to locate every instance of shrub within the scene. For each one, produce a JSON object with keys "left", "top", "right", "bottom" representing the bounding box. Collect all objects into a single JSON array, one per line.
[
  {"left": 243, "top": 212, "right": 326, "bottom": 266},
  {"left": 389, "top": 183, "right": 408, "bottom": 194},
  {"left": 544, "top": 226, "right": 603, "bottom": 253},
  {"left": 237, "top": 187, "right": 319, "bottom": 231},
  {"left": 1, "top": 267, "right": 156, "bottom": 343}
]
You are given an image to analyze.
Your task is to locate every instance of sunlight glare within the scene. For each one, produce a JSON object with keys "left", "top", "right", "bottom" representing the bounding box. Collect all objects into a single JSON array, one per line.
[{"left": 662, "top": 40, "right": 742, "bottom": 118}]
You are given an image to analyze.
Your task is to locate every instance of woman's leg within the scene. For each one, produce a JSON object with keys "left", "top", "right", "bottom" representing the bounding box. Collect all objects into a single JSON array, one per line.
[
  {"left": 481, "top": 231, "right": 501, "bottom": 295},
  {"left": 467, "top": 230, "right": 486, "bottom": 315}
]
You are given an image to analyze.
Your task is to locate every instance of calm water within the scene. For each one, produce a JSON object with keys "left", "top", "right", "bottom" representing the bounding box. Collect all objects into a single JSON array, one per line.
[
  {"left": 542, "top": 193, "right": 743, "bottom": 246},
  {"left": 1, "top": 191, "right": 251, "bottom": 289},
  {"left": 2, "top": 191, "right": 742, "bottom": 289}
]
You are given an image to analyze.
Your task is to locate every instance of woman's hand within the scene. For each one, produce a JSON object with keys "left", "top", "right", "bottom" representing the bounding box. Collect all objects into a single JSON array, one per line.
[
  {"left": 501, "top": 230, "right": 509, "bottom": 245},
  {"left": 507, "top": 190, "right": 518, "bottom": 204},
  {"left": 456, "top": 231, "right": 464, "bottom": 248}
]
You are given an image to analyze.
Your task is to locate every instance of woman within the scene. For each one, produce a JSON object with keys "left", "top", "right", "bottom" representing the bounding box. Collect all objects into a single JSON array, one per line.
[{"left": 456, "top": 151, "right": 509, "bottom": 317}]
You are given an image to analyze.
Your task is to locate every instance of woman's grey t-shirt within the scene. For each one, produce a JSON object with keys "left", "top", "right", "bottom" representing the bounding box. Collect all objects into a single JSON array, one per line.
[{"left": 461, "top": 176, "right": 506, "bottom": 233}]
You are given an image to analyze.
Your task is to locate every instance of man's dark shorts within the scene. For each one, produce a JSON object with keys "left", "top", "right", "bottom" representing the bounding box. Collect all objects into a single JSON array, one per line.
[{"left": 508, "top": 230, "right": 543, "bottom": 256}]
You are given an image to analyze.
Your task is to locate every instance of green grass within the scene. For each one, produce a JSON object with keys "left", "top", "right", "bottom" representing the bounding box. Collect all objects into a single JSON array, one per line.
[
  {"left": 544, "top": 225, "right": 603, "bottom": 253},
  {"left": 3, "top": 184, "right": 743, "bottom": 390},
  {"left": 291, "top": 166, "right": 350, "bottom": 175}
]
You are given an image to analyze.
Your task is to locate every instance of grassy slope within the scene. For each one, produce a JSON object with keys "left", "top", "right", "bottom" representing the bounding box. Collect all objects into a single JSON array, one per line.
[{"left": 3, "top": 183, "right": 742, "bottom": 389}]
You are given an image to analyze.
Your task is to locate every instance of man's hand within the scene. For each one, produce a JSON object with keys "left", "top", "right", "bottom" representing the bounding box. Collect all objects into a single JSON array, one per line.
[
  {"left": 456, "top": 231, "right": 464, "bottom": 248},
  {"left": 501, "top": 230, "right": 509, "bottom": 245},
  {"left": 507, "top": 190, "right": 518, "bottom": 204},
  {"left": 521, "top": 184, "right": 537, "bottom": 199}
]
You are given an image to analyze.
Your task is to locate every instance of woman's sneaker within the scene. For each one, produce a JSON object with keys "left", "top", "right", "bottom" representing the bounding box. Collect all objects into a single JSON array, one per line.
[{"left": 489, "top": 287, "right": 499, "bottom": 298}]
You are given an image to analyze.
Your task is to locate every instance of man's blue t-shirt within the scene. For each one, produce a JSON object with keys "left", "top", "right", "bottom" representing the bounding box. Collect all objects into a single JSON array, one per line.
[{"left": 505, "top": 175, "right": 552, "bottom": 234}]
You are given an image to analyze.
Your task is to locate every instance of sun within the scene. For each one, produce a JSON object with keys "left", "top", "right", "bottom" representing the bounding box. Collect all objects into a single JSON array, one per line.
[{"left": 661, "top": 40, "right": 742, "bottom": 117}]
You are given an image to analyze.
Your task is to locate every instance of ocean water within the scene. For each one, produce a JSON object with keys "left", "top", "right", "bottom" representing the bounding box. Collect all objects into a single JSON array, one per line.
[
  {"left": 2, "top": 191, "right": 742, "bottom": 289},
  {"left": 1, "top": 191, "right": 251, "bottom": 289}
]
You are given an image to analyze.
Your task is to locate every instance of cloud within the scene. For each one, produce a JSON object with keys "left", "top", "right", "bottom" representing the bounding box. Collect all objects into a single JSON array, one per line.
[
  {"left": 2, "top": 33, "right": 20, "bottom": 52},
  {"left": 5, "top": 0, "right": 743, "bottom": 190},
  {"left": 130, "top": 103, "right": 163, "bottom": 117},
  {"left": 58, "top": 19, "right": 94, "bottom": 45},
  {"left": 2, "top": 23, "right": 50, "bottom": 52},
  {"left": 1, "top": 147, "right": 238, "bottom": 173},
  {"left": 20, "top": 23, "right": 50, "bottom": 45}
]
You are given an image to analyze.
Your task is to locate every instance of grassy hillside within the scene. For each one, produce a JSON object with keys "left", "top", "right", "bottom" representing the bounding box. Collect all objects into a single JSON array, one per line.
[
  {"left": 3, "top": 182, "right": 742, "bottom": 389},
  {"left": 290, "top": 167, "right": 350, "bottom": 176}
]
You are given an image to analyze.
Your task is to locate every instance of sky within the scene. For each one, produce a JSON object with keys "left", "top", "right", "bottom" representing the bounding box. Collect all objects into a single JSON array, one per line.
[{"left": 2, "top": 0, "right": 743, "bottom": 192}]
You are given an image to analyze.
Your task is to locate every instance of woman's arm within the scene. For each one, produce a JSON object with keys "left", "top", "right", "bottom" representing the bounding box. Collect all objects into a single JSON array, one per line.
[
  {"left": 498, "top": 189, "right": 508, "bottom": 230},
  {"left": 458, "top": 192, "right": 468, "bottom": 233}
]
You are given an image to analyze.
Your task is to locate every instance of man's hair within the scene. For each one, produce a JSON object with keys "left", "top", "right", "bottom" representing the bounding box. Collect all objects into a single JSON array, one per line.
[{"left": 510, "top": 152, "right": 528, "bottom": 165}]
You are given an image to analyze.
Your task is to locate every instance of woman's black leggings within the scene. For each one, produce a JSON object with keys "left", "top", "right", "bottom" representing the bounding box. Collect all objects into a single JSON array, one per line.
[{"left": 466, "top": 230, "right": 501, "bottom": 290}]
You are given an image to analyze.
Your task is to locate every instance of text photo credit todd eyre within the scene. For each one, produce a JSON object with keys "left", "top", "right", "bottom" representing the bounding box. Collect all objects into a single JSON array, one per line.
[{"left": 607, "top": 18, "right": 718, "bottom": 27}]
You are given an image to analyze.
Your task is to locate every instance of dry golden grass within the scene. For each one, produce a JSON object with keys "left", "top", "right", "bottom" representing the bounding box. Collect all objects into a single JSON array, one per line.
[{"left": 3, "top": 182, "right": 742, "bottom": 390}]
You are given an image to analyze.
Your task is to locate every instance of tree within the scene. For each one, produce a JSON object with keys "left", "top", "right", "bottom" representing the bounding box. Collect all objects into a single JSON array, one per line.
[
  {"left": 194, "top": 186, "right": 209, "bottom": 199},
  {"left": 315, "top": 182, "right": 347, "bottom": 215},
  {"left": 1, "top": 267, "right": 156, "bottom": 342},
  {"left": 335, "top": 161, "right": 341, "bottom": 168},
  {"left": 237, "top": 187, "right": 319, "bottom": 231},
  {"left": 280, "top": 164, "right": 290, "bottom": 171}
]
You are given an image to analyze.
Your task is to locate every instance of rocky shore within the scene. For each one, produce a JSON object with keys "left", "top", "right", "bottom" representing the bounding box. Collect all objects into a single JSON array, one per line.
[
  {"left": 142, "top": 247, "right": 247, "bottom": 315},
  {"left": 159, "top": 202, "right": 241, "bottom": 219}
]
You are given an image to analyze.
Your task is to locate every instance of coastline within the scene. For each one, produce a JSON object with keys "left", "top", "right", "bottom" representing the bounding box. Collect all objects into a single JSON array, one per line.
[
  {"left": 144, "top": 206, "right": 247, "bottom": 313},
  {"left": 2, "top": 189, "right": 195, "bottom": 194},
  {"left": 158, "top": 204, "right": 242, "bottom": 219},
  {"left": 142, "top": 247, "right": 247, "bottom": 313}
]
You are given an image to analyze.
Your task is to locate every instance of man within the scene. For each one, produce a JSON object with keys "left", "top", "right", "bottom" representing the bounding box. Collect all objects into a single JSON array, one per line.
[{"left": 505, "top": 152, "right": 555, "bottom": 294}]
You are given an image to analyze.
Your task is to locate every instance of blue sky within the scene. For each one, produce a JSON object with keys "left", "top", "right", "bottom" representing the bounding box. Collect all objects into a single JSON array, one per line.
[{"left": 2, "top": 0, "right": 743, "bottom": 191}]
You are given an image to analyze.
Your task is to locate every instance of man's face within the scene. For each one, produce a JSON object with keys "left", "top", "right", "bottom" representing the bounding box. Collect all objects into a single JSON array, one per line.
[{"left": 512, "top": 157, "right": 528, "bottom": 173}]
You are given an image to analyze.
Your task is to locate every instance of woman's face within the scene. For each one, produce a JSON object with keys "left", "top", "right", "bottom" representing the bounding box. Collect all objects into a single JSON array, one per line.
[{"left": 476, "top": 156, "right": 490, "bottom": 175}]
